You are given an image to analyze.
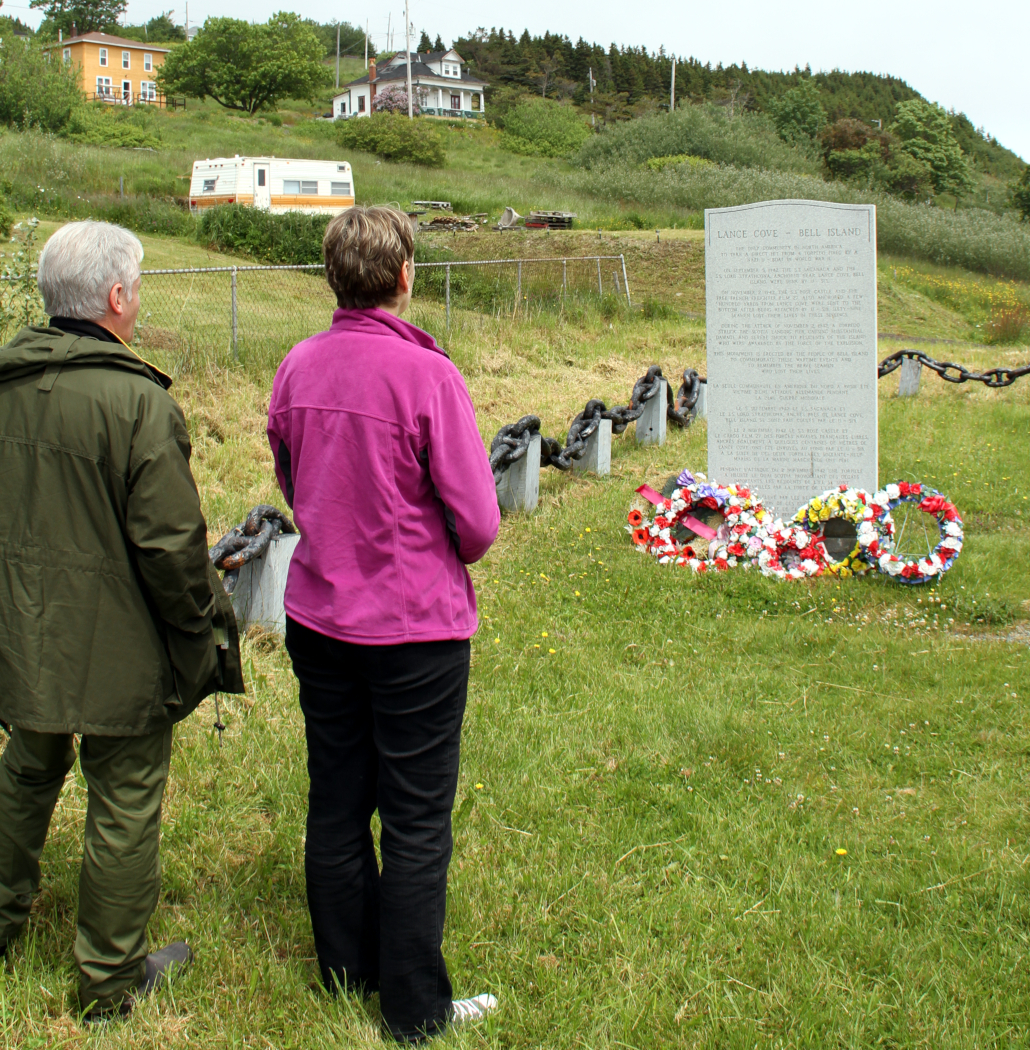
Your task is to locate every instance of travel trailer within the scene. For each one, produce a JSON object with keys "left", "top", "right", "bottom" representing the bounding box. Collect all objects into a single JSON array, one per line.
[{"left": 188, "top": 157, "right": 355, "bottom": 215}]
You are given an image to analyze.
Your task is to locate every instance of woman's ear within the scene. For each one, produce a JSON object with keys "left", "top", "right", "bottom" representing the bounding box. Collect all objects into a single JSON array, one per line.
[{"left": 396, "top": 258, "right": 414, "bottom": 297}]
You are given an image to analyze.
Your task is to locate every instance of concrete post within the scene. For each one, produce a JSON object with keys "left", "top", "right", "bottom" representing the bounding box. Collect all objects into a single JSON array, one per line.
[
  {"left": 898, "top": 356, "right": 921, "bottom": 397},
  {"left": 231, "top": 532, "right": 300, "bottom": 635},
  {"left": 573, "top": 418, "right": 612, "bottom": 476},
  {"left": 496, "top": 433, "right": 541, "bottom": 513},
  {"left": 636, "top": 379, "right": 667, "bottom": 446},
  {"left": 696, "top": 380, "right": 707, "bottom": 419}
]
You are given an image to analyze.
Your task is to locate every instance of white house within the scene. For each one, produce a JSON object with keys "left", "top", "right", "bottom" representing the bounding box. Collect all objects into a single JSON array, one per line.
[{"left": 333, "top": 49, "right": 487, "bottom": 120}]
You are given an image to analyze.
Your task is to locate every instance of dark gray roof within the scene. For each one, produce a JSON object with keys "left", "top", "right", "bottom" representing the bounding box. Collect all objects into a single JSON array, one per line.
[{"left": 345, "top": 59, "right": 487, "bottom": 89}]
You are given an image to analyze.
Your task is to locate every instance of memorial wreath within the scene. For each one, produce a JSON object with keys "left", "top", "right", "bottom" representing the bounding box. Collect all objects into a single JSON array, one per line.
[
  {"left": 872, "top": 482, "right": 964, "bottom": 584},
  {"left": 627, "top": 470, "right": 769, "bottom": 572},
  {"left": 751, "top": 520, "right": 829, "bottom": 580},
  {"left": 791, "top": 485, "right": 894, "bottom": 577}
]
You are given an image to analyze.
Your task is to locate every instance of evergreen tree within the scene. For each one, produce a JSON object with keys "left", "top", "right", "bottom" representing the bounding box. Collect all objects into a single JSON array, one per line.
[
  {"left": 433, "top": 35, "right": 445, "bottom": 52},
  {"left": 771, "top": 78, "right": 826, "bottom": 143},
  {"left": 418, "top": 30, "right": 432, "bottom": 52}
]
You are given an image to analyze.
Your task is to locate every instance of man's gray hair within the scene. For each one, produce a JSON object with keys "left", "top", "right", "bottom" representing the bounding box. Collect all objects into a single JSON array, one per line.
[{"left": 36, "top": 220, "right": 144, "bottom": 320}]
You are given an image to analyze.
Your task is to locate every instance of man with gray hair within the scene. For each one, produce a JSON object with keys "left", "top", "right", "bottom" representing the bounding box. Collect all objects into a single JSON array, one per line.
[{"left": 0, "top": 220, "right": 244, "bottom": 1020}]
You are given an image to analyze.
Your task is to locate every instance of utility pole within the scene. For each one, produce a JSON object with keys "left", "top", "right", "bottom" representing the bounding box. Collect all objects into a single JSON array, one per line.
[
  {"left": 387, "top": 12, "right": 391, "bottom": 53},
  {"left": 364, "top": 20, "right": 368, "bottom": 68},
  {"left": 589, "top": 65, "right": 595, "bottom": 126},
  {"left": 670, "top": 55, "right": 676, "bottom": 112},
  {"left": 404, "top": 0, "right": 413, "bottom": 119},
  {"left": 184, "top": 1, "right": 188, "bottom": 40},
  {"left": 335, "top": 23, "right": 340, "bottom": 90}
]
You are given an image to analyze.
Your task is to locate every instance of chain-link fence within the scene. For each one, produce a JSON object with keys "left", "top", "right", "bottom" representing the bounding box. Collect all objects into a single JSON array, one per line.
[{"left": 134, "top": 255, "right": 633, "bottom": 371}]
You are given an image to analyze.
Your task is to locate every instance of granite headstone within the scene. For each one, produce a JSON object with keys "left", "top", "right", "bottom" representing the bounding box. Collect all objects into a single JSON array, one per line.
[{"left": 705, "top": 199, "right": 878, "bottom": 518}]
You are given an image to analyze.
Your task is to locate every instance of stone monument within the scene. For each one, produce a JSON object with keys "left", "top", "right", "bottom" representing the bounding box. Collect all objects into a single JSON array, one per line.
[{"left": 705, "top": 200, "right": 878, "bottom": 518}]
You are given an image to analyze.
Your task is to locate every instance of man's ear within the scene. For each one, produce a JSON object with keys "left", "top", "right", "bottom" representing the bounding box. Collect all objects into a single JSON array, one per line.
[{"left": 108, "top": 282, "right": 126, "bottom": 316}]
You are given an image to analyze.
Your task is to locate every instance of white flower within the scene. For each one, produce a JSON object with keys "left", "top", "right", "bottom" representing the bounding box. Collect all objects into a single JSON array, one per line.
[{"left": 886, "top": 483, "right": 900, "bottom": 500}]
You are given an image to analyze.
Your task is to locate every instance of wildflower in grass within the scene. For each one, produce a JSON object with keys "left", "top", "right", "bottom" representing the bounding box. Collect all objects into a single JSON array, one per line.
[
  {"left": 836, "top": 848, "right": 847, "bottom": 856},
  {"left": 475, "top": 783, "right": 484, "bottom": 790},
  {"left": 548, "top": 648, "right": 556, "bottom": 654}
]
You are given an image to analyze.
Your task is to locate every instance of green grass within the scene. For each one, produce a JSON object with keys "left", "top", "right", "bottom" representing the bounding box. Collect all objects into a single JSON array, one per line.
[{"left": 1, "top": 248, "right": 1028, "bottom": 1047}]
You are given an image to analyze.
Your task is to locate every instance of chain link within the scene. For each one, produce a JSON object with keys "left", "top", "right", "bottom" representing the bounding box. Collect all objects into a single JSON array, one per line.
[
  {"left": 878, "top": 349, "right": 1030, "bottom": 388},
  {"left": 489, "top": 365, "right": 707, "bottom": 480},
  {"left": 209, "top": 505, "right": 296, "bottom": 594}
]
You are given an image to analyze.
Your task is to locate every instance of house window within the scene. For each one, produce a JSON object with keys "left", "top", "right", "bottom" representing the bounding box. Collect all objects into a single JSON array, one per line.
[
  {"left": 283, "top": 180, "right": 300, "bottom": 194},
  {"left": 202, "top": 178, "right": 217, "bottom": 192},
  {"left": 339, "top": 101, "right": 346, "bottom": 115},
  {"left": 62, "top": 48, "right": 70, "bottom": 63},
  {"left": 472, "top": 93, "right": 480, "bottom": 111},
  {"left": 257, "top": 169, "right": 266, "bottom": 187},
  {"left": 144, "top": 53, "right": 153, "bottom": 72},
  {"left": 300, "top": 180, "right": 318, "bottom": 195},
  {"left": 98, "top": 48, "right": 108, "bottom": 67},
  {"left": 451, "top": 94, "right": 461, "bottom": 110},
  {"left": 96, "top": 76, "right": 112, "bottom": 96},
  {"left": 358, "top": 95, "right": 365, "bottom": 112},
  {"left": 122, "top": 51, "right": 130, "bottom": 69},
  {"left": 331, "top": 182, "right": 351, "bottom": 196},
  {"left": 140, "top": 81, "right": 157, "bottom": 101}
]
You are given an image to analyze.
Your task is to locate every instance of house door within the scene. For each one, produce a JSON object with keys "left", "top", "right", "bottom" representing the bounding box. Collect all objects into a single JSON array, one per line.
[
  {"left": 254, "top": 165, "right": 271, "bottom": 209},
  {"left": 122, "top": 80, "right": 131, "bottom": 103}
]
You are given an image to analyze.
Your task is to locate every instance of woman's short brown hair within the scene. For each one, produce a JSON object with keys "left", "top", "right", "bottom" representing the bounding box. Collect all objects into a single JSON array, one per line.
[{"left": 322, "top": 205, "right": 415, "bottom": 310}]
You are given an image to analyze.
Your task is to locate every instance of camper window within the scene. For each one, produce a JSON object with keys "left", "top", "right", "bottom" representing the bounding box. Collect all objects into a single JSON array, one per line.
[
  {"left": 331, "top": 182, "right": 351, "bottom": 196},
  {"left": 301, "top": 181, "right": 319, "bottom": 195},
  {"left": 202, "top": 178, "right": 217, "bottom": 193},
  {"left": 283, "top": 181, "right": 301, "bottom": 194}
]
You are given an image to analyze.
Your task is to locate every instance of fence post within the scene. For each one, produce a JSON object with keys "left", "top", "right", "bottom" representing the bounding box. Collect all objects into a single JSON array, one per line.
[
  {"left": 516, "top": 260, "right": 522, "bottom": 311},
  {"left": 562, "top": 258, "right": 567, "bottom": 296},
  {"left": 596, "top": 257, "right": 603, "bottom": 296},
  {"left": 445, "top": 263, "right": 451, "bottom": 338},
  {"left": 230, "top": 266, "right": 238, "bottom": 362},
  {"left": 613, "top": 270, "right": 620, "bottom": 296},
  {"left": 620, "top": 254, "right": 631, "bottom": 306}
]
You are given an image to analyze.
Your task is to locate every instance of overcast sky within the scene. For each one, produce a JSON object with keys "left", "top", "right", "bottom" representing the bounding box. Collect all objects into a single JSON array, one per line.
[{"left": 9, "top": 0, "right": 1027, "bottom": 160}]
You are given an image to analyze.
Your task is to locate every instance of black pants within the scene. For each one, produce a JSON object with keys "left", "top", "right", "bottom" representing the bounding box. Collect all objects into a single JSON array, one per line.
[{"left": 285, "top": 616, "right": 470, "bottom": 1043}]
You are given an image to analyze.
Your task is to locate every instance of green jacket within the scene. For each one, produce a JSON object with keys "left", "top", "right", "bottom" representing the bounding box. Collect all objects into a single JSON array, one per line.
[{"left": 0, "top": 322, "right": 244, "bottom": 736}]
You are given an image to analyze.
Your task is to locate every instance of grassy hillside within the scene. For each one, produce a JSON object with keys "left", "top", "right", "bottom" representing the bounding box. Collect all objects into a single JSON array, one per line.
[{"left": 2, "top": 224, "right": 1028, "bottom": 1046}]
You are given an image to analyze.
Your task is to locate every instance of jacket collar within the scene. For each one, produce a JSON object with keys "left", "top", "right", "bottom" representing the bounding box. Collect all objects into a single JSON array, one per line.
[
  {"left": 49, "top": 317, "right": 120, "bottom": 344},
  {"left": 329, "top": 308, "right": 449, "bottom": 358}
]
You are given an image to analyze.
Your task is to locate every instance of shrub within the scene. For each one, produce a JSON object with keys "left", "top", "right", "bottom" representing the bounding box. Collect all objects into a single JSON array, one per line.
[
  {"left": 1013, "top": 165, "right": 1030, "bottom": 222},
  {"left": 644, "top": 154, "right": 713, "bottom": 172},
  {"left": 197, "top": 204, "right": 329, "bottom": 264},
  {"left": 61, "top": 104, "right": 162, "bottom": 148},
  {"left": 889, "top": 99, "right": 974, "bottom": 198},
  {"left": 578, "top": 104, "right": 820, "bottom": 175},
  {"left": 0, "top": 41, "right": 82, "bottom": 133},
  {"left": 0, "top": 191, "right": 12, "bottom": 239},
  {"left": 372, "top": 84, "right": 420, "bottom": 115},
  {"left": 336, "top": 113, "right": 444, "bottom": 167},
  {"left": 500, "top": 99, "right": 589, "bottom": 158}
]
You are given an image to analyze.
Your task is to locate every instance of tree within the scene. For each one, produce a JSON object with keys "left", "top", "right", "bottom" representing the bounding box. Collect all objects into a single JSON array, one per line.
[
  {"left": 157, "top": 13, "right": 329, "bottom": 115},
  {"left": 120, "top": 11, "right": 186, "bottom": 43},
  {"left": 1013, "top": 166, "right": 1030, "bottom": 222},
  {"left": 770, "top": 77, "right": 825, "bottom": 144},
  {"left": 888, "top": 99, "right": 974, "bottom": 198},
  {"left": 433, "top": 35, "right": 445, "bottom": 52},
  {"left": 30, "top": 0, "right": 125, "bottom": 37},
  {"left": 500, "top": 97, "right": 589, "bottom": 156},
  {"left": 0, "top": 39, "right": 82, "bottom": 131},
  {"left": 417, "top": 30, "right": 432, "bottom": 52}
]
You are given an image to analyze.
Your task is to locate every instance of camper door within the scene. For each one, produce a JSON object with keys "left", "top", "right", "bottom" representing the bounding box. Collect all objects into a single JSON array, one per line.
[{"left": 254, "top": 163, "right": 271, "bottom": 209}]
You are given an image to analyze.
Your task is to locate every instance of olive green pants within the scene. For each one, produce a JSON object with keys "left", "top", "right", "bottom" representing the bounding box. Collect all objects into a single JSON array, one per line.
[{"left": 0, "top": 725, "right": 172, "bottom": 1012}]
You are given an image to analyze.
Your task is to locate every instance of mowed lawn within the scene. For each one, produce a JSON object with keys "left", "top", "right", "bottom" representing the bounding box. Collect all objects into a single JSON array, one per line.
[{"left": 1, "top": 254, "right": 1029, "bottom": 1050}]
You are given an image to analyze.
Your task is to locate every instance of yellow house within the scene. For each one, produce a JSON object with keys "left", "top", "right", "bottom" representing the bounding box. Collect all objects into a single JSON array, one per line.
[{"left": 47, "top": 33, "right": 173, "bottom": 105}]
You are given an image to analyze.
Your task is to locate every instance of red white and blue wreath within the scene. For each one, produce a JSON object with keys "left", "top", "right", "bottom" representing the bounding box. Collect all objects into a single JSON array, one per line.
[
  {"left": 872, "top": 482, "right": 963, "bottom": 584},
  {"left": 627, "top": 469, "right": 769, "bottom": 572}
]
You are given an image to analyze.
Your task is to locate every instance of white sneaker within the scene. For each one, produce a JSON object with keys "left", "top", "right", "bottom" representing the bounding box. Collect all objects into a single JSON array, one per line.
[{"left": 450, "top": 993, "right": 498, "bottom": 1026}]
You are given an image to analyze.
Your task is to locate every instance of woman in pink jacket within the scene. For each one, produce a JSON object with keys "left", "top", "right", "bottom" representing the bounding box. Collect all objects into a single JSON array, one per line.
[{"left": 267, "top": 206, "right": 500, "bottom": 1043}]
